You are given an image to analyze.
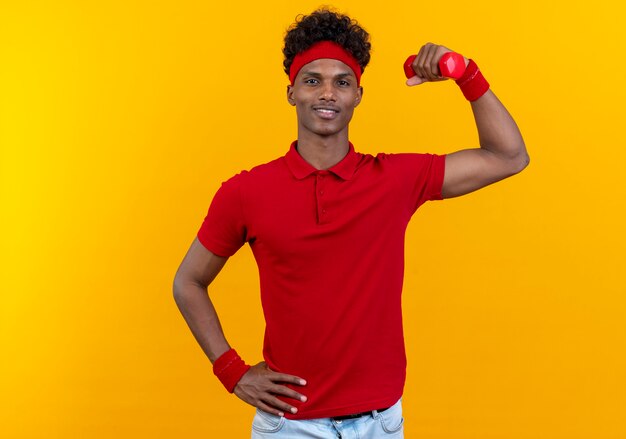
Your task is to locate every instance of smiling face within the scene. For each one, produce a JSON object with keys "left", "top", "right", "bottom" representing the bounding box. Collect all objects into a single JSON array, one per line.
[{"left": 287, "top": 58, "right": 363, "bottom": 141}]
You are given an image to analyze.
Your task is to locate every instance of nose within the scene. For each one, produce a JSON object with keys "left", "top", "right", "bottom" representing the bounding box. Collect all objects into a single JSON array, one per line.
[{"left": 318, "top": 82, "right": 336, "bottom": 101}]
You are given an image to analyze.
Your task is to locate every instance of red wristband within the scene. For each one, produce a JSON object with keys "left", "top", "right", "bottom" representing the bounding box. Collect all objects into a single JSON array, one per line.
[
  {"left": 455, "top": 59, "right": 490, "bottom": 101},
  {"left": 213, "top": 348, "right": 251, "bottom": 393}
]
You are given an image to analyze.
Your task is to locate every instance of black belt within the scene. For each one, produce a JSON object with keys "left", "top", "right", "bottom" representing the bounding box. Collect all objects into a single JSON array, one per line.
[{"left": 331, "top": 406, "right": 390, "bottom": 421}]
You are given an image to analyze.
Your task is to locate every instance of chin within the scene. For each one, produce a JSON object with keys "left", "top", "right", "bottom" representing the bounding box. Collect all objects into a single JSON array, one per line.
[
  {"left": 299, "top": 119, "right": 348, "bottom": 138},
  {"left": 314, "top": 123, "right": 346, "bottom": 137},
  {"left": 315, "top": 128, "right": 340, "bottom": 137}
]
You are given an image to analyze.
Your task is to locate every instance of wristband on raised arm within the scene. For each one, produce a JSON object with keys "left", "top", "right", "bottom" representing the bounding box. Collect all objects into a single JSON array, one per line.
[{"left": 455, "top": 59, "right": 490, "bottom": 101}]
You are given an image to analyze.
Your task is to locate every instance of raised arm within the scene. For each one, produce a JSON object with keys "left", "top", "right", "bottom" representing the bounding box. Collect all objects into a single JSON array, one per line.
[
  {"left": 407, "top": 43, "right": 529, "bottom": 198},
  {"left": 173, "top": 237, "right": 307, "bottom": 416}
]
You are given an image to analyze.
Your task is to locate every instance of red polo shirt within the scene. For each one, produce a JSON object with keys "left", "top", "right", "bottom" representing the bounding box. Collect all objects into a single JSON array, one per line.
[{"left": 197, "top": 142, "right": 446, "bottom": 419}]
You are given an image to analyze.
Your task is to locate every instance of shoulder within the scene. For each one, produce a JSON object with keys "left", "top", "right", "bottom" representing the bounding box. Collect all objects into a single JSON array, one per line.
[
  {"left": 220, "top": 155, "right": 287, "bottom": 187},
  {"left": 248, "top": 156, "right": 288, "bottom": 178},
  {"left": 355, "top": 151, "right": 444, "bottom": 170},
  {"left": 373, "top": 151, "right": 443, "bottom": 161},
  {"left": 376, "top": 152, "right": 446, "bottom": 170}
]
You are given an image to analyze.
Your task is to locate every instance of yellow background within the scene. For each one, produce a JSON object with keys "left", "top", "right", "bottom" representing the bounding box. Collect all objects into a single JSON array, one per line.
[{"left": 1, "top": 0, "right": 625, "bottom": 437}]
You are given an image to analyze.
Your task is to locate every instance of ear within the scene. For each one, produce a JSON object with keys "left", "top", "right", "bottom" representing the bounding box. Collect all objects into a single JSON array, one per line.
[
  {"left": 354, "top": 86, "right": 364, "bottom": 107},
  {"left": 286, "top": 85, "right": 296, "bottom": 106}
]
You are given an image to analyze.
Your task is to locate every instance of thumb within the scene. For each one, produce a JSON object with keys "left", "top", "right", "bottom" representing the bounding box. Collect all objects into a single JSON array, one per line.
[{"left": 406, "top": 75, "right": 426, "bottom": 87}]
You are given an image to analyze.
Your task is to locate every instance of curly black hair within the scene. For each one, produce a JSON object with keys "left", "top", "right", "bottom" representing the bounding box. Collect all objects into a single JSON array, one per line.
[{"left": 283, "top": 8, "right": 371, "bottom": 76}]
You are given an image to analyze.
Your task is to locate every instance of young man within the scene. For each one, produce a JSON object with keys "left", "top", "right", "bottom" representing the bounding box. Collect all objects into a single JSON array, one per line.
[{"left": 173, "top": 8, "right": 528, "bottom": 439}]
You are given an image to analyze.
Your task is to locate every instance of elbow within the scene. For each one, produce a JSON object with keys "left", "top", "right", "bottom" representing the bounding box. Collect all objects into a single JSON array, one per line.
[
  {"left": 172, "top": 272, "right": 192, "bottom": 305},
  {"left": 503, "top": 143, "right": 529, "bottom": 176},
  {"left": 173, "top": 275, "right": 185, "bottom": 305},
  {"left": 173, "top": 271, "right": 207, "bottom": 305},
  {"left": 512, "top": 149, "right": 530, "bottom": 174}
]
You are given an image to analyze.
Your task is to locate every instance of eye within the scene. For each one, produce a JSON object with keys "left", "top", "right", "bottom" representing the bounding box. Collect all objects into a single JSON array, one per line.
[
  {"left": 304, "top": 78, "right": 319, "bottom": 85},
  {"left": 337, "top": 80, "right": 350, "bottom": 87}
]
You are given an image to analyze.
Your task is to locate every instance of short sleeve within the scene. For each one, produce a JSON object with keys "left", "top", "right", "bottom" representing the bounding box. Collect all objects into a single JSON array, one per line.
[
  {"left": 383, "top": 153, "right": 446, "bottom": 214},
  {"left": 197, "top": 174, "right": 248, "bottom": 257}
]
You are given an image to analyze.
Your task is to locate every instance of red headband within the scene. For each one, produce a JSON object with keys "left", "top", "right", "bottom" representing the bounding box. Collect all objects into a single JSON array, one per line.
[{"left": 289, "top": 40, "right": 362, "bottom": 86}]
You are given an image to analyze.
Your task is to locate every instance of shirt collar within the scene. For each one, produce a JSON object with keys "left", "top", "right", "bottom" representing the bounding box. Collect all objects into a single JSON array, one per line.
[{"left": 284, "top": 141, "right": 359, "bottom": 181}]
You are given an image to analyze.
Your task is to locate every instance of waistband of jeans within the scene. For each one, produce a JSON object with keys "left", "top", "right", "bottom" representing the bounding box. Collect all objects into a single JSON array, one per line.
[{"left": 330, "top": 406, "right": 390, "bottom": 421}]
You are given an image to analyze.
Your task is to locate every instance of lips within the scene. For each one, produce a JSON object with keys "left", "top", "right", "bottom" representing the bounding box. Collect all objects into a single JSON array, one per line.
[{"left": 313, "top": 106, "right": 339, "bottom": 119}]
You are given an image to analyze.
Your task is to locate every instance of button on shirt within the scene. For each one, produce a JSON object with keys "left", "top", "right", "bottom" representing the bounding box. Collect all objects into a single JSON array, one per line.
[{"left": 198, "top": 141, "right": 446, "bottom": 420}]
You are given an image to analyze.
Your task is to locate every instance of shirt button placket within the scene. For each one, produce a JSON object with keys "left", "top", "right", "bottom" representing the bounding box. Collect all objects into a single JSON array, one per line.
[{"left": 316, "top": 172, "right": 327, "bottom": 224}]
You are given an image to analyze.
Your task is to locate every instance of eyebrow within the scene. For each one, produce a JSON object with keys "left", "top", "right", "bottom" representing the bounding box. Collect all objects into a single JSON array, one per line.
[{"left": 301, "top": 71, "right": 354, "bottom": 79}]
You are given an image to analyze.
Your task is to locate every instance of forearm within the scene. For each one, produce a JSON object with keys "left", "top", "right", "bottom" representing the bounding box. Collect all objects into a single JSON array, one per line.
[
  {"left": 173, "top": 281, "right": 230, "bottom": 364},
  {"left": 470, "top": 89, "right": 529, "bottom": 170},
  {"left": 173, "top": 275, "right": 307, "bottom": 415}
]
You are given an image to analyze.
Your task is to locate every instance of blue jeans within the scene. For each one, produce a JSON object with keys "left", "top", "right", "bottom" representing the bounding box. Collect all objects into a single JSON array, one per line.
[{"left": 251, "top": 399, "right": 404, "bottom": 438}]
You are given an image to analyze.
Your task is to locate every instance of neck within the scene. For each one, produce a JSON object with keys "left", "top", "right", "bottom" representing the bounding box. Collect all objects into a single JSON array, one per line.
[{"left": 296, "top": 131, "right": 350, "bottom": 170}]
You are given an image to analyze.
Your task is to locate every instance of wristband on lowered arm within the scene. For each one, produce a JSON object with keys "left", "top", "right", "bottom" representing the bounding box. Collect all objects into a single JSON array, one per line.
[
  {"left": 456, "top": 59, "right": 490, "bottom": 102},
  {"left": 213, "top": 348, "right": 251, "bottom": 393}
]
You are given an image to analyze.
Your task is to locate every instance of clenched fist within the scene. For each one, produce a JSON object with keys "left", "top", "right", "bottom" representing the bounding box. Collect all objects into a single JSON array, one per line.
[{"left": 405, "top": 42, "right": 469, "bottom": 86}]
